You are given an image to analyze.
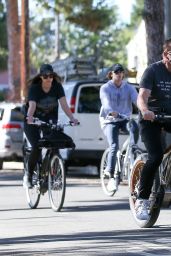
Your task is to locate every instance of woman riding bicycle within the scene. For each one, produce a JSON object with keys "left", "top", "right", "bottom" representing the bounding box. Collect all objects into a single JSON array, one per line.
[
  {"left": 99, "top": 63, "right": 139, "bottom": 192},
  {"left": 23, "top": 63, "right": 78, "bottom": 188}
]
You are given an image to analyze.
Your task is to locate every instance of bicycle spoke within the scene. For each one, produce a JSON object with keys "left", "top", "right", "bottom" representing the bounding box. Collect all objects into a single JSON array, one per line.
[{"left": 48, "top": 155, "right": 66, "bottom": 212}]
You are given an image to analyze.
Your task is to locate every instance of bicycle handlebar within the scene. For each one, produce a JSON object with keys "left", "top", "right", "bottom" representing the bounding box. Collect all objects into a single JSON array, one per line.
[
  {"left": 30, "top": 118, "right": 80, "bottom": 130},
  {"left": 154, "top": 114, "right": 171, "bottom": 121},
  {"left": 107, "top": 113, "right": 129, "bottom": 121}
]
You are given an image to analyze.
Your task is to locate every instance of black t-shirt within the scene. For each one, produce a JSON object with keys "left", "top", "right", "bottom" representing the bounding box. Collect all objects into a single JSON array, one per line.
[
  {"left": 140, "top": 61, "right": 171, "bottom": 114},
  {"left": 27, "top": 80, "right": 65, "bottom": 122}
]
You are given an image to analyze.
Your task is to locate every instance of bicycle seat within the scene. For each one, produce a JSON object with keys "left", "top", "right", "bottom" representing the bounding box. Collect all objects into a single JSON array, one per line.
[{"left": 38, "top": 134, "right": 75, "bottom": 149}]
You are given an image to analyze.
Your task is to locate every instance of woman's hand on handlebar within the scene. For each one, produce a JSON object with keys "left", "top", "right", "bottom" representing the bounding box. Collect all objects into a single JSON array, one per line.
[
  {"left": 69, "top": 117, "right": 79, "bottom": 126},
  {"left": 141, "top": 110, "right": 155, "bottom": 121},
  {"left": 26, "top": 115, "right": 34, "bottom": 124}
]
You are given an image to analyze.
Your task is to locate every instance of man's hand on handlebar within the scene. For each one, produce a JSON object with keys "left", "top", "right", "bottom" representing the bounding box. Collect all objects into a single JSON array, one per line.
[
  {"left": 141, "top": 110, "right": 155, "bottom": 121},
  {"left": 107, "top": 112, "right": 129, "bottom": 120},
  {"left": 108, "top": 111, "right": 119, "bottom": 118}
]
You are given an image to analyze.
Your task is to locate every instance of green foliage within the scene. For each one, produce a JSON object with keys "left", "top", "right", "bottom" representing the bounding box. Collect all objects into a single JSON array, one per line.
[
  {"left": 0, "top": 90, "right": 7, "bottom": 102},
  {"left": 30, "top": 0, "right": 144, "bottom": 70},
  {"left": 0, "top": 0, "right": 7, "bottom": 71},
  {"left": 130, "top": 0, "right": 144, "bottom": 29},
  {"left": 30, "top": 17, "right": 55, "bottom": 70}
]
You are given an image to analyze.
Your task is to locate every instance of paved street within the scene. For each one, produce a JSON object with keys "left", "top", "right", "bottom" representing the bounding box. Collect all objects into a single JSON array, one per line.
[{"left": 0, "top": 162, "right": 171, "bottom": 255}]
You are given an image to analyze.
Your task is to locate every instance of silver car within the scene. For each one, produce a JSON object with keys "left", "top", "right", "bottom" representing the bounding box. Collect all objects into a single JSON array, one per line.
[{"left": 0, "top": 102, "right": 24, "bottom": 169}]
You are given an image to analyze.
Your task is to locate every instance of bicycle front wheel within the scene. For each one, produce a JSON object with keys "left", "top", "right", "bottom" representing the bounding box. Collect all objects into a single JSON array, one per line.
[
  {"left": 100, "top": 148, "right": 116, "bottom": 197},
  {"left": 25, "top": 164, "right": 41, "bottom": 209},
  {"left": 129, "top": 155, "right": 164, "bottom": 228},
  {"left": 48, "top": 154, "right": 66, "bottom": 212}
]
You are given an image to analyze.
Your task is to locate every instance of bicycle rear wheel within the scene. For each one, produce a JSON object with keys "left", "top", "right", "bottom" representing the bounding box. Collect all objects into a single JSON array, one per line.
[
  {"left": 100, "top": 148, "right": 116, "bottom": 197},
  {"left": 48, "top": 154, "right": 66, "bottom": 211},
  {"left": 129, "top": 155, "right": 164, "bottom": 228}
]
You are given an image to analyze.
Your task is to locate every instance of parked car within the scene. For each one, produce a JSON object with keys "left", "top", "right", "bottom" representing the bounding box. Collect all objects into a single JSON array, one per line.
[
  {"left": 58, "top": 79, "right": 143, "bottom": 172},
  {"left": 0, "top": 102, "right": 24, "bottom": 169}
]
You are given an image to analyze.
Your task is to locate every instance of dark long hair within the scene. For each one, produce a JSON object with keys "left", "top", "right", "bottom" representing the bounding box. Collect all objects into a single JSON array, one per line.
[{"left": 27, "top": 72, "right": 62, "bottom": 87}]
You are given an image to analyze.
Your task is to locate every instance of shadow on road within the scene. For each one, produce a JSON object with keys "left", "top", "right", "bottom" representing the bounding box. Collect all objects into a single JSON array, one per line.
[{"left": 0, "top": 227, "right": 171, "bottom": 255}]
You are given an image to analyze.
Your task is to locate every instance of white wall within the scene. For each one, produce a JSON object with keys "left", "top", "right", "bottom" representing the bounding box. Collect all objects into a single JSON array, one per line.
[{"left": 126, "top": 20, "right": 147, "bottom": 83}]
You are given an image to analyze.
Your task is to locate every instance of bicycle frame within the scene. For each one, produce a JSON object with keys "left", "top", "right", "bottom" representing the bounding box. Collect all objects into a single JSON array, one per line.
[{"left": 116, "top": 136, "right": 142, "bottom": 182}]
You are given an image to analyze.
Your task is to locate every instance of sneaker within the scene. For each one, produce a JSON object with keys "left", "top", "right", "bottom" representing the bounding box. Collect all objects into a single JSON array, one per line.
[
  {"left": 107, "top": 178, "right": 118, "bottom": 192},
  {"left": 135, "top": 199, "right": 150, "bottom": 220},
  {"left": 104, "top": 168, "right": 112, "bottom": 178},
  {"left": 23, "top": 173, "right": 32, "bottom": 189}
]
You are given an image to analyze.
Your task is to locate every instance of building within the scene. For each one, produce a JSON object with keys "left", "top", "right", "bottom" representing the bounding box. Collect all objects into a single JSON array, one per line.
[{"left": 126, "top": 20, "right": 147, "bottom": 83}]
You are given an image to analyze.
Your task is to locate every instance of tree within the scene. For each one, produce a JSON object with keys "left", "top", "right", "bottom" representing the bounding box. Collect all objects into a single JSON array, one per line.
[
  {"left": 30, "top": 17, "right": 55, "bottom": 68},
  {"left": 5, "top": 0, "right": 20, "bottom": 101},
  {"left": 144, "top": 0, "right": 164, "bottom": 65},
  {"left": 20, "top": 0, "right": 30, "bottom": 99},
  {"left": 34, "top": 0, "right": 116, "bottom": 63},
  {"left": 0, "top": 0, "right": 7, "bottom": 71},
  {"left": 130, "top": 0, "right": 144, "bottom": 29}
]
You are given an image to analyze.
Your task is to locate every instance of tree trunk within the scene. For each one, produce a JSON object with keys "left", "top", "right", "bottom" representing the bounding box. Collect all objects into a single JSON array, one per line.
[
  {"left": 5, "top": 0, "right": 20, "bottom": 101},
  {"left": 144, "top": 0, "right": 164, "bottom": 65},
  {"left": 20, "top": 0, "right": 30, "bottom": 100},
  {"left": 55, "top": 13, "right": 60, "bottom": 59}
]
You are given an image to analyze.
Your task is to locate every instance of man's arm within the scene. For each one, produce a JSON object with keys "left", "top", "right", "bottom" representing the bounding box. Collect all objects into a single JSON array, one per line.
[{"left": 137, "top": 88, "right": 155, "bottom": 121}]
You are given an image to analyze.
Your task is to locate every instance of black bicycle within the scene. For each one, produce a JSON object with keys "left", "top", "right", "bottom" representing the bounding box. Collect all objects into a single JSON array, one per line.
[
  {"left": 23, "top": 118, "right": 77, "bottom": 212},
  {"left": 129, "top": 114, "right": 171, "bottom": 228}
]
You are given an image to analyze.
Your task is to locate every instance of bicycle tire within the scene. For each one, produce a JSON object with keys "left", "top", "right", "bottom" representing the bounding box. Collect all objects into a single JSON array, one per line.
[
  {"left": 23, "top": 139, "right": 41, "bottom": 209},
  {"left": 129, "top": 155, "right": 164, "bottom": 228},
  {"left": 129, "top": 147, "right": 144, "bottom": 179},
  {"left": 48, "top": 154, "right": 66, "bottom": 212},
  {"left": 25, "top": 161, "right": 41, "bottom": 209},
  {"left": 100, "top": 148, "right": 116, "bottom": 197}
]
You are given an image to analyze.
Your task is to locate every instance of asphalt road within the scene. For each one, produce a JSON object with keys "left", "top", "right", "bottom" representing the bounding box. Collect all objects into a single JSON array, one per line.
[{"left": 0, "top": 162, "right": 171, "bottom": 255}]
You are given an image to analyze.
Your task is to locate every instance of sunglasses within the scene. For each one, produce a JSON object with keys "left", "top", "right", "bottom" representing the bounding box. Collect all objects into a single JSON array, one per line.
[
  {"left": 114, "top": 70, "right": 124, "bottom": 74},
  {"left": 42, "top": 74, "right": 54, "bottom": 79}
]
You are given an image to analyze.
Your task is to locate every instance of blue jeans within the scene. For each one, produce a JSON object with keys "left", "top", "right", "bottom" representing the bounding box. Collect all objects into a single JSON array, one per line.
[{"left": 104, "top": 119, "right": 139, "bottom": 176}]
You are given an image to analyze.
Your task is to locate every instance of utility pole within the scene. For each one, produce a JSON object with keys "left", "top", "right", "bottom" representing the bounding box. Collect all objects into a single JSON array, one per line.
[
  {"left": 20, "top": 0, "right": 30, "bottom": 102},
  {"left": 164, "top": 0, "right": 171, "bottom": 39}
]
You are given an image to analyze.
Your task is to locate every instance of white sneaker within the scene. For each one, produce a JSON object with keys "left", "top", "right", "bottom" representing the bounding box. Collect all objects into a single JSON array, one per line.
[
  {"left": 135, "top": 199, "right": 150, "bottom": 220},
  {"left": 23, "top": 174, "right": 32, "bottom": 189},
  {"left": 104, "top": 168, "right": 112, "bottom": 178},
  {"left": 107, "top": 178, "right": 118, "bottom": 192}
]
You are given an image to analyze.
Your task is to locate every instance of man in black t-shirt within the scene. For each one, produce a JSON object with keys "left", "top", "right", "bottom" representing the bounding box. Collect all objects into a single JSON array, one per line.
[{"left": 135, "top": 38, "right": 171, "bottom": 220}]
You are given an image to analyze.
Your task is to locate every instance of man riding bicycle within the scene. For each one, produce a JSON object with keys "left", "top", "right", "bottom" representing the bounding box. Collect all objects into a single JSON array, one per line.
[
  {"left": 99, "top": 63, "right": 139, "bottom": 192},
  {"left": 136, "top": 38, "right": 171, "bottom": 220}
]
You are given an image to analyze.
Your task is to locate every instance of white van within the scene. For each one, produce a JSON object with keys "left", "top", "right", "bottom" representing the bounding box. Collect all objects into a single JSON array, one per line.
[
  {"left": 58, "top": 80, "right": 108, "bottom": 169},
  {"left": 58, "top": 79, "right": 143, "bottom": 171}
]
